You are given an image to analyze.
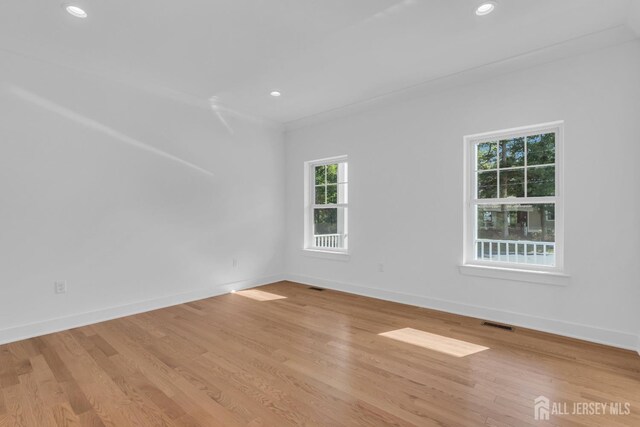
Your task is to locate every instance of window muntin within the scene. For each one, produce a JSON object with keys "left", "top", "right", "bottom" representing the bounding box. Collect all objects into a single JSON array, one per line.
[
  {"left": 466, "top": 124, "right": 562, "bottom": 270},
  {"left": 306, "top": 157, "right": 348, "bottom": 252}
]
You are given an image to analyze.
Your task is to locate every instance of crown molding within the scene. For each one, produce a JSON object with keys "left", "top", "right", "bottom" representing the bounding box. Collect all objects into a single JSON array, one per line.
[{"left": 284, "top": 24, "right": 637, "bottom": 132}]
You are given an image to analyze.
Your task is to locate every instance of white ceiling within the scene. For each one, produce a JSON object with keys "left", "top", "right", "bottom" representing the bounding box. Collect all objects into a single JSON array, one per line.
[{"left": 1, "top": 0, "right": 639, "bottom": 126}]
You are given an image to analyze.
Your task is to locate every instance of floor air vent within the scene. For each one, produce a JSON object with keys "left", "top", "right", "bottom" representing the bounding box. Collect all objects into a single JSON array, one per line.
[
  {"left": 308, "top": 287, "right": 325, "bottom": 291},
  {"left": 482, "top": 321, "right": 514, "bottom": 331}
]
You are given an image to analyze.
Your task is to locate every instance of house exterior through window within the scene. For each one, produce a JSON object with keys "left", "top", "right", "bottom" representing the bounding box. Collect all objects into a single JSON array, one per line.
[
  {"left": 305, "top": 156, "right": 348, "bottom": 253},
  {"left": 464, "top": 122, "right": 563, "bottom": 271}
]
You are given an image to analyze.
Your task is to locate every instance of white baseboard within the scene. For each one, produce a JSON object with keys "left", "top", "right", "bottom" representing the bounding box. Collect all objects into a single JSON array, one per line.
[
  {"left": 0, "top": 274, "right": 285, "bottom": 346},
  {"left": 286, "top": 274, "right": 639, "bottom": 352}
]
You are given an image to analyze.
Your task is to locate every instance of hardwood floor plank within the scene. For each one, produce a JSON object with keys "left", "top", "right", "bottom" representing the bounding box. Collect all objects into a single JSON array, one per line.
[
  {"left": 18, "top": 372, "right": 58, "bottom": 427},
  {"left": 50, "top": 402, "right": 81, "bottom": 427},
  {"left": 2, "top": 384, "right": 37, "bottom": 427},
  {"left": 0, "top": 383, "right": 6, "bottom": 416},
  {"left": 0, "top": 348, "right": 20, "bottom": 389}
]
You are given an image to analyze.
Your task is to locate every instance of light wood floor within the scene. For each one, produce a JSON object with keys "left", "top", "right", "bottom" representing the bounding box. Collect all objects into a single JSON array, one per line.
[{"left": 1, "top": 281, "right": 639, "bottom": 426}]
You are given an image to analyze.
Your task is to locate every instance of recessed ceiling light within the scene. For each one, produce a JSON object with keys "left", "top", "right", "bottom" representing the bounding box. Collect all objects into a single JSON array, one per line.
[
  {"left": 65, "top": 5, "right": 87, "bottom": 18},
  {"left": 475, "top": 2, "right": 496, "bottom": 16},
  {"left": 270, "top": 91, "right": 281, "bottom": 97}
]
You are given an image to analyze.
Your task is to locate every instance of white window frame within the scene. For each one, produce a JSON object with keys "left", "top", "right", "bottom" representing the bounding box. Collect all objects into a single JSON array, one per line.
[
  {"left": 463, "top": 121, "right": 565, "bottom": 275},
  {"left": 304, "top": 156, "right": 349, "bottom": 255}
]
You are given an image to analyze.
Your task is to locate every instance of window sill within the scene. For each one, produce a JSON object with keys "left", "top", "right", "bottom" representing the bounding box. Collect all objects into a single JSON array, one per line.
[
  {"left": 459, "top": 264, "right": 570, "bottom": 286},
  {"left": 302, "top": 249, "right": 351, "bottom": 262}
]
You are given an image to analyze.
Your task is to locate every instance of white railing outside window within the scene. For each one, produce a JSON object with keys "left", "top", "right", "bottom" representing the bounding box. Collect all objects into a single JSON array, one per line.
[
  {"left": 314, "top": 234, "right": 344, "bottom": 249},
  {"left": 476, "top": 239, "right": 555, "bottom": 266}
]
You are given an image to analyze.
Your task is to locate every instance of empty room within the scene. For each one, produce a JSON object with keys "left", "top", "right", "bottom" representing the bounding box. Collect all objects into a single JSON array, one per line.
[{"left": 1, "top": 1, "right": 640, "bottom": 426}]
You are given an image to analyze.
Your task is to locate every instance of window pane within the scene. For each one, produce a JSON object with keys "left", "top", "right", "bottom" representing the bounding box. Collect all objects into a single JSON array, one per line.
[
  {"left": 315, "top": 186, "right": 326, "bottom": 204},
  {"left": 326, "top": 184, "right": 338, "bottom": 204},
  {"left": 315, "top": 165, "right": 326, "bottom": 185},
  {"left": 477, "top": 142, "right": 497, "bottom": 170},
  {"left": 477, "top": 171, "right": 497, "bottom": 199},
  {"left": 527, "top": 133, "right": 555, "bottom": 165},
  {"left": 476, "top": 204, "right": 555, "bottom": 266},
  {"left": 499, "top": 137, "right": 525, "bottom": 168},
  {"left": 527, "top": 166, "right": 555, "bottom": 197},
  {"left": 326, "top": 164, "right": 338, "bottom": 184},
  {"left": 499, "top": 169, "right": 524, "bottom": 198},
  {"left": 313, "top": 207, "right": 347, "bottom": 249},
  {"left": 314, "top": 208, "right": 337, "bottom": 235}
]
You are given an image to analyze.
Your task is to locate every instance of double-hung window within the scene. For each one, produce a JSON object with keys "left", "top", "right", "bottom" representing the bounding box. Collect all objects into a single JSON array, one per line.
[
  {"left": 464, "top": 122, "right": 563, "bottom": 271},
  {"left": 305, "top": 156, "right": 348, "bottom": 253}
]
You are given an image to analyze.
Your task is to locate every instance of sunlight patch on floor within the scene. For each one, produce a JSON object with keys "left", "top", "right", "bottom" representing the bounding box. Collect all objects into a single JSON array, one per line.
[
  {"left": 379, "top": 327, "right": 489, "bottom": 357},
  {"left": 234, "top": 289, "right": 287, "bottom": 301}
]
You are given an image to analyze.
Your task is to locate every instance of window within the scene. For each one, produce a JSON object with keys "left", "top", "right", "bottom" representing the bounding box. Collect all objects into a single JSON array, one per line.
[
  {"left": 464, "top": 122, "right": 563, "bottom": 271},
  {"left": 305, "top": 156, "right": 348, "bottom": 253}
]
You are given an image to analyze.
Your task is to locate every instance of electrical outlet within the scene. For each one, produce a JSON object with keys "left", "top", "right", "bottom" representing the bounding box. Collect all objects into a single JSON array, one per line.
[
  {"left": 232, "top": 258, "right": 239, "bottom": 268},
  {"left": 377, "top": 263, "right": 384, "bottom": 273},
  {"left": 54, "top": 281, "right": 67, "bottom": 294}
]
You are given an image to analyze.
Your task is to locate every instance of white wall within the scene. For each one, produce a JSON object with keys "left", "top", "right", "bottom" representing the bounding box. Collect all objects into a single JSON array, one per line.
[
  {"left": 0, "top": 51, "right": 285, "bottom": 343},
  {"left": 284, "top": 41, "right": 640, "bottom": 350}
]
